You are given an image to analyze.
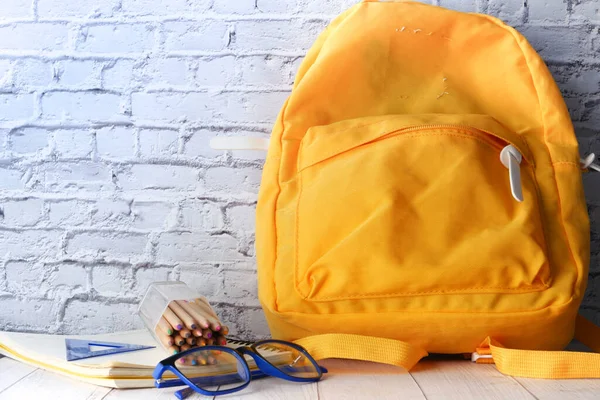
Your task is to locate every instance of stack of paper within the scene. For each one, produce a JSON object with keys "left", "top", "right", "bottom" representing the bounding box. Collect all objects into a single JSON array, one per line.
[{"left": 0, "top": 330, "right": 286, "bottom": 388}]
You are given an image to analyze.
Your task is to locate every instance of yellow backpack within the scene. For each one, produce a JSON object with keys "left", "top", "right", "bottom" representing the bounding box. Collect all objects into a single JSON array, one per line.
[{"left": 255, "top": 0, "right": 600, "bottom": 378}]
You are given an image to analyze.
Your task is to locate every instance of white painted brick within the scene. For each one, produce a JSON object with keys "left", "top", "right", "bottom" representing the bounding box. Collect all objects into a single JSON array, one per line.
[
  {"left": 131, "top": 201, "right": 173, "bottom": 229},
  {"left": 519, "top": 26, "right": 592, "bottom": 61},
  {"left": 204, "top": 167, "right": 262, "bottom": 193},
  {"left": 0, "top": 199, "right": 45, "bottom": 227},
  {"left": 438, "top": 0, "right": 477, "bottom": 13},
  {"left": 96, "top": 126, "right": 136, "bottom": 158},
  {"left": 191, "top": 57, "right": 236, "bottom": 87},
  {"left": 243, "top": 308, "right": 270, "bottom": 339},
  {"left": 12, "top": 59, "right": 53, "bottom": 88},
  {"left": 213, "top": 0, "right": 256, "bottom": 13},
  {"left": 297, "top": 0, "right": 359, "bottom": 13},
  {"left": 131, "top": 92, "right": 210, "bottom": 121},
  {"left": 0, "top": 0, "right": 32, "bottom": 18},
  {"left": 132, "top": 91, "right": 288, "bottom": 122},
  {"left": 155, "top": 232, "right": 242, "bottom": 262},
  {"left": 92, "top": 265, "right": 127, "bottom": 295},
  {"left": 571, "top": 1, "right": 600, "bottom": 22},
  {"left": 139, "top": 129, "right": 179, "bottom": 157},
  {"left": 48, "top": 264, "right": 88, "bottom": 289},
  {"left": 133, "top": 267, "right": 173, "bottom": 297},
  {"left": 48, "top": 200, "right": 90, "bottom": 226},
  {"left": 223, "top": 270, "right": 258, "bottom": 304},
  {"left": 183, "top": 129, "right": 223, "bottom": 158},
  {"left": 0, "top": 230, "right": 56, "bottom": 258},
  {"left": 54, "top": 129, "right": 94, "bottom": 158},
  {"left": 0, "top": 94, "right": 34, "bottom": 121},
  {"left": 56, "top": 60, "right": 102, "bottom": 88},
  {"left": 0, "top": 23, "right": 68, "bottom": 51},
  {"left": 38, "top": 0, "right": 121, "bottom": 18},
  {"left": 183, "top": 129, "right": 268, "bottom": 160},
  {"left": 66, "top": 232, "right": 147, "bottom": 261},
  {"left": 257, "top": 0, "right": 296, "bottom": 13},
  {"left": 0, "top": 128, "right": 7, "bottom": 152},
  {"left": 238, "top": 56, "right": 297, "bottom": 86},
  {"left": 137, "top": 58, "right": 189, "bottom": 86},
  {"left": 0, "top": 59, "right": 12, "bottom": 88},
  {"left": 42, "top": 162, "right": 113, "bottom": 191},
  {"left": 120, "top": 164, "right": 200, "bottom": 190},
  {"left": 564, "top": 68, "right": 600, "bottom": 95},
  {"left": 0, "top": 299, "right": 55, "bottom": 330},
  {"left": 0, "top": 168, "right": 24, "bottom": 190},
  {"left": 102, "top": 60, "right": 135, "bottom": 90},
  {"left": 226, "top": 205, "right": 256, "bottom": 232},
  {"left": 121, "top": 0, "right": 211, "bottom": 15},
  {"left": 232, "top": 20, "right": 326, "bottom": 51},
  {"left": 41, "top": 91, "right": 124, "bottom": 122},
  {"left": 77, "top": 24, "right": 155, "bottom": 53},
  {"left": 90, "top": 199, "right": 130, "bottom": 228},
  {"left": 179, "top": 266, "right": 223, "bottom": 298},
  {"left": 62, "top": 300, "right": 142, "bottom": 333},
  {"left": 5, "top": 261, "right": 46, "bottom": 293},
  {"left": 180, "top": 200, "right": 225, "bottom": 230},
  {"left": 487, "top": 0, "right": 526, "bottom": 23},
  {"left": 528, "top": 0, "right": 569, "bottom": 21},
  {"left": 10, "top": 128, "right": 50, "bottom": 154},
  {"left": 163, "top": 21, "right": 229, "bottom": 51}
]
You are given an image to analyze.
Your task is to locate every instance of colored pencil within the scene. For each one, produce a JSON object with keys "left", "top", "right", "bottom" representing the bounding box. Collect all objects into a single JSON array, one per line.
[
  {"left": 157, "top": 317, "right": 174, "bottom": 336},
  {"left": 168, "top": 302, "right": 198, "bottom": 330},
  {"left": 173, "top": 335, "right": 186, "bottom": 346},
  {"left": 175, "top": 300, "right": 211, "bottom": 329},
  {"left": 163, "top": 307, "right": 184, "bottom": 331}
]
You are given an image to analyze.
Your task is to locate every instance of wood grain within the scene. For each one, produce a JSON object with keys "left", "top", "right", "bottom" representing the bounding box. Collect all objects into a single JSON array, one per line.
[
  {"left": 0, "top": 368, "right": 111, "bottom": 400},
  {"left": 215, "top": 378, "right": 318, "bottom": 400},
  {"left": 410, "top": 360, "right": 535, "bottom": 400},
  {"left": 515, "top": 377, "right": 600, "bottom": 400},
  {"left": 0, "top": 357, "right": 37, "bottom": 393},
  {"left": 4, "top": 356, "right": 600, "bottom": 399}
]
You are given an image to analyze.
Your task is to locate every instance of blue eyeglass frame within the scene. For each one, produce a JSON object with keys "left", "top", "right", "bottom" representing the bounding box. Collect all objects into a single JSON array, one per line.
[{"left": 152, "top": 339, "right": 328, "bottom": 399}]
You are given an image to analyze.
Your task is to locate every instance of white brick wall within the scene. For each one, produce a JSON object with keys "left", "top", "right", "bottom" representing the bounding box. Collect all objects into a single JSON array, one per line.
[{"left": 1, "top": 0, "right": 600, "bottom": 337}]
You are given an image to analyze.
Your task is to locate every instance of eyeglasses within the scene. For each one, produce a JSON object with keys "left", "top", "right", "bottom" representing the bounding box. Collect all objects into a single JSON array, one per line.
[{"left": 153, "top": 339, "right": 327, "bottom": 399}]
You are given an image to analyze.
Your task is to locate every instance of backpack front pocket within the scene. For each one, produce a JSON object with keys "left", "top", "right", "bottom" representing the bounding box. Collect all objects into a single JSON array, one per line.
[{"left": 294, "top": 115, "right": 550, "bottom": 301}]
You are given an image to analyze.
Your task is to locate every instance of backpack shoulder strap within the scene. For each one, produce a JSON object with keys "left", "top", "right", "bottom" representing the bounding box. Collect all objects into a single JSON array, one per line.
[
  {"left": 294, "top": 333, "right": 428, "bottom": 370},
  {"left": 476, "top": 314, "right": 600, "bottom": 379},
  {"left": 295, "top": 315, "right": 600, "bottom": 379}
]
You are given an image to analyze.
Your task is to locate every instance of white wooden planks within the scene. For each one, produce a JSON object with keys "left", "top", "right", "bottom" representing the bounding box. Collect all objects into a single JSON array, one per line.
[
  {"left": 515, "top": 377, "right": 600, "bottom": 400},
  {"left": 0, "top": 357, "right": 37, "bottom": 393},
  {"left": 410, "top": 360, "right": 535, "bottom": 400},
  {"left": 3, "top": 356, "right": 600, "bottom": 399},
  {"left": 0, "top": 368, "right": 111, "bottom": 400}
]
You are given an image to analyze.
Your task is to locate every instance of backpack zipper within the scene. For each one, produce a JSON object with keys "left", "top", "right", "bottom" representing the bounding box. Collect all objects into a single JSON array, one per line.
[{"left": 378, "top": 124, "right": 525, "bottom": 202}]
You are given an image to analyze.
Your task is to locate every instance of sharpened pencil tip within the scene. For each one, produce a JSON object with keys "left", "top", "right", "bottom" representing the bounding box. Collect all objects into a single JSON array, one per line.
[
  {"left": 191, "top": 324, "right": 197, "bottom": 330},
  {"left": 176, "top": 324, "right": 183, "bottom": 330}
]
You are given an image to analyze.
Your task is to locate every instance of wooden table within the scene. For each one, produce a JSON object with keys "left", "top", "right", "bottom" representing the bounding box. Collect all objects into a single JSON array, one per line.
[{"left": 1, "top": 355, "right": 599, "bottom": 399}]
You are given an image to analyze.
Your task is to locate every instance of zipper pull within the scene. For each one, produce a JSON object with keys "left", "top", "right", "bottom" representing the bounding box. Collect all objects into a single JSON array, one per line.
[
  {"left": 581, "top": 153, "right": 600, "bottom": 172},
  {"left": 500, "top": 145, "right": 523, "bottom": 202}
]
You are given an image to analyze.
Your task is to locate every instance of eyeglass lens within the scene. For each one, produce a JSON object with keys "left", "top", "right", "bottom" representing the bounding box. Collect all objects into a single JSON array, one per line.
[{"left": 254, "top": 342, "right": 320, "bottom": 379}]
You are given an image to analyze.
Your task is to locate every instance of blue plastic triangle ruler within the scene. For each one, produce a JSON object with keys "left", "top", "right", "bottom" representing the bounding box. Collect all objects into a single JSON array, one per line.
[{"left": 65, "top": 338, "right": 155, "bottom": 361}]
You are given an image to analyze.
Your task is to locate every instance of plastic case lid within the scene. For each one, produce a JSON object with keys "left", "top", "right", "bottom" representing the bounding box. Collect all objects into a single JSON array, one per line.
[{"left": 137, "top": 281, "right": 202, "bottom": 335}]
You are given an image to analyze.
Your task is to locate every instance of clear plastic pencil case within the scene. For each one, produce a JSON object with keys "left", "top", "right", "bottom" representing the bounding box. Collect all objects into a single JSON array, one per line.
[{"left": 137, "top": 281, "right": 221, "bottom": 349}]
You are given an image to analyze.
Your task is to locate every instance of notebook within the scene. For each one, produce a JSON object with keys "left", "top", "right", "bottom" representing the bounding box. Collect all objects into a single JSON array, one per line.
[{"left": 0, "top": 330, "right": 290, "bottom": 388}]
